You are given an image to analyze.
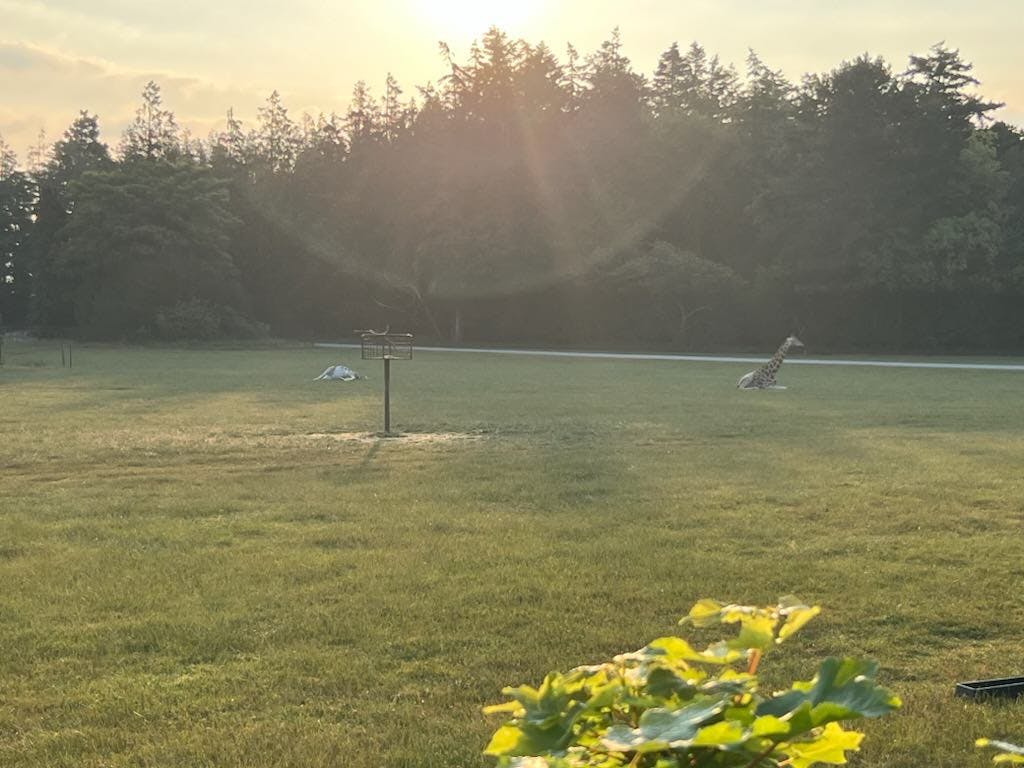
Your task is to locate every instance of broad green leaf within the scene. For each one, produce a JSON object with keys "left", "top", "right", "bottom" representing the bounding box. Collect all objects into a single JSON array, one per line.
[
  {"left": 783, "top": 722, "right": 863, "bottom": 768},
  {"left": 700, "top": 675, "right": 754, "bottom": 698},
  {"left": 485, "top": 715, "right": 583, "bottom": 757},
  {"left": 756, "top": 657, "right": 901, "bottom": 731},
  {"left": 582, "top": 679, "right": 627, "bottom": 711},
  {"left": 646, "top": 667, "right": 700, "bottom": 700},
  {"left": 485, "top": 675, "right": 588, "bottom": 758},
  {"left": 601, "top": 699, "right": 727, "bottom": 752}
]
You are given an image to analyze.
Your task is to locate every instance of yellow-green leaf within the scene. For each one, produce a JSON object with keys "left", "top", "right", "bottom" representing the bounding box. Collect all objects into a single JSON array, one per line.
[
  {"left": 691, "top": 720, "right": 747, "bottom": 747},
  {"left": 730, "top": 615, "right": 776, "bottom": 651},
  {"left": 778, "top": 605, "right": 821, "bottom": 642},
  {"left": 485, "top": 725, "right": 525, "bottom": 756},
  {"left": 784, "top": 723, "right": 864, "bottom": 768},
  {"left": 752, "top": 715, "right": 790, "bottom": 737},
  {"left": 483, "top": 700, "right": 525, "bottom": 716},
  {"left": 683, "top": 599, "right": 724, "bottom": 627}
]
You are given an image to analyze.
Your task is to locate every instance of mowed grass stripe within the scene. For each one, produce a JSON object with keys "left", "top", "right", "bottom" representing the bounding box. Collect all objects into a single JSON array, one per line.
[{"left": 2, "top": 342, "right": 1024, "bottom": 767}]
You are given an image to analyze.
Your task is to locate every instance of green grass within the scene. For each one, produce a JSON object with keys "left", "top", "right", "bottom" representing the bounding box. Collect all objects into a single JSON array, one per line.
[{"left": 2, "top": 341, "right": 1024, "bottom": 767}]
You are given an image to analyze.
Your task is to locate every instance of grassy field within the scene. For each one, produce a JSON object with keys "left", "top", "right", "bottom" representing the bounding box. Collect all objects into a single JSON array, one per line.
[{"left": 2, "top": 340, "right": 1024, "bottom": 767}]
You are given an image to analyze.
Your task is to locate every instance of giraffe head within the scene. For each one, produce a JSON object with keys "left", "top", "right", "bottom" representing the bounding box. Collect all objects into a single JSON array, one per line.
[{"left": 786, "top": 335, "right": 805, "bottom": 349}]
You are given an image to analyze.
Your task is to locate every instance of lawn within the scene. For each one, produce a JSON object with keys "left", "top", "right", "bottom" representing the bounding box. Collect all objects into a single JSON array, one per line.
[{"left": 2, "top": 341, "right": 1024, "bottom": 767}]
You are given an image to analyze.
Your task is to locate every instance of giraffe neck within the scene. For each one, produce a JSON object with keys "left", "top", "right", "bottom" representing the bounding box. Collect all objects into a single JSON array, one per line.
[{"left": 764, "top": 340, "right": 792, "bottom": 375}]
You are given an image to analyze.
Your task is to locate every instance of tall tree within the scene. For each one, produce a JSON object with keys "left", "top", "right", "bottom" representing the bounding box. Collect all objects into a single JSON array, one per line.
[
  {"left": 26, "top": 128, "right": 51, "bottom": 175},
  {"left": 561, "top": 43, "right": 585, "bottom": 112},
  {"left": 652, "top": 42, "right": 737, "bottom": 120},
  {"left": 50, "top": 162, "right": 243, "bottom": 336},
  {"left": 0, "top": 135, "right": 35, "bottom": 327},
  {"left": 345, "top": 81, "right": 382, "bottom": 148},
  {"left": 252, "top": 91, "right": 301, "bottom": 174},
  {"left": 28, "top": 111, "right": 112, "bottom": 328},
  {"left": 584, "top": 27, "right": 646, "bottom": 110},
  {"left": 120, "top": 81, "right": 180, "bottom": 161},
  {"left": 381, "top": 73, "right": 414, "bottom": 142}
]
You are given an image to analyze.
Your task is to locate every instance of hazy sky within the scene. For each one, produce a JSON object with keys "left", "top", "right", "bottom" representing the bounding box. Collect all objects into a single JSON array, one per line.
[{"left": 2, "top": 0, "right": 1022, "bottom": 160}]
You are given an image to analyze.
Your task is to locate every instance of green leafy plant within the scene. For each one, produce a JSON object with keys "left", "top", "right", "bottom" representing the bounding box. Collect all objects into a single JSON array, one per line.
[
  {"left": 484, "top": 597, "right": 900, "bottom": 768},
  {"left": 977, "top": 738, "right": 1024, "bottom": 764}
]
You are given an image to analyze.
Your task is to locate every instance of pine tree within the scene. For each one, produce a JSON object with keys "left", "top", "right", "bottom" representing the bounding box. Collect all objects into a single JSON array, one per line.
[
  {"left": 345, "top": 81, "right": 382, "bottom": 146},
  {"left": 253, "top": 91, "right": 301, "bottom": 174},
  {"left": 120, "top": 81, "right": 180, "bottom": 161},
  {"left": 26, "top": 128, "right": 50, "bottom": 176},
  {"left": 584, "top": 28, "right": 646, "bottom": 110},
  {"left": 299, "top": 112, "right": 347, "bottom": 163},
  {"left": 381, "top": 73, "right": 408, "bottom": 142},
  {"left": 28, "top": 112, "right": 112, "bottom": 327},
  {"left": 210, "top": 108, "right": 251, "bottom": 174},
  {"left": 561, "top": 43, "right": 585, "bottom": 111}
]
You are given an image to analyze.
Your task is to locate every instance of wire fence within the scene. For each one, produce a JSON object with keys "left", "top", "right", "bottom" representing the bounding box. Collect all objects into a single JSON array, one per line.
[{"left": 0, "top": 337, "right": 74, "bottom": 369}]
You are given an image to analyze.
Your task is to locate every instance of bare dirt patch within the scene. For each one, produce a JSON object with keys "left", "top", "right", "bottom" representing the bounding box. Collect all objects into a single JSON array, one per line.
[
  {"left": 84, "top": 428, "right": 490, "bottom": 454},
  {"left": 299, "top": 431, "right": 485, "bottom": 445}
]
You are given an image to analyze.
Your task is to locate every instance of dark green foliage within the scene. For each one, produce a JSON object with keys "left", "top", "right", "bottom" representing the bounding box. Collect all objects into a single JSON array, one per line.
[
  {"left": 50, "top": 161, "right": 246, "bottom": 337},
  {"left": 26, "top": 112, "right": 113, "bottom": 330},
  {"left": 0, "top": 135, "right": 34, "bottom": 327},
  {"left": 7, "top": 33, "right": 1024, "bottom": 347},
  {"left": 154, "top": 298, "right": 269, "bottom": 341}
]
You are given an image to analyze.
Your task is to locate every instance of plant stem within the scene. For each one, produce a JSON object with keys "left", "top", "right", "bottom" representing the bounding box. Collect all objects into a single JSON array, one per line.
[
  {"left": 741, "top": 743, "right": 777, "bottom": 768},
  {"left": 747, "top": 649, "right": 763, "bottom": 675}
]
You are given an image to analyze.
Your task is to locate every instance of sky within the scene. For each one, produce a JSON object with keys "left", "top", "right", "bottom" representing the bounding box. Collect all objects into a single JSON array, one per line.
[{"left": 2, "top": 0, "right": 1022, "bottom": 161}]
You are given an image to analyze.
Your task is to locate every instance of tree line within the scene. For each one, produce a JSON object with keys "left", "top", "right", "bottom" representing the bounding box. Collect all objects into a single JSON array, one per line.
[{"left": 2, "top": 28, "right": 1022, "bottom": 351}]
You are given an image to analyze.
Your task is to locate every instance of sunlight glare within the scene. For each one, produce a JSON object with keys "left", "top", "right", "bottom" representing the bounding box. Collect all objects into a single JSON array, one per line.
[{"left": 410, "top": 0, "right": 542, "bottom": 37}]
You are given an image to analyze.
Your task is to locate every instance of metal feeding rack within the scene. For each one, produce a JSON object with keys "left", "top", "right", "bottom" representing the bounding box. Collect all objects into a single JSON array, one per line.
[
  {"left": 360, "top": 331, "right": 413, "bottom": 361},
  {"left": 359, "top": 329, "right": 413, "bottom": 435}
]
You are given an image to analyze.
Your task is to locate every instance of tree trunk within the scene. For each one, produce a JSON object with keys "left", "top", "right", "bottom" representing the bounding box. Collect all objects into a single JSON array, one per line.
[{"left": 453, "top": 306, "right": 463, "bottom": 345}]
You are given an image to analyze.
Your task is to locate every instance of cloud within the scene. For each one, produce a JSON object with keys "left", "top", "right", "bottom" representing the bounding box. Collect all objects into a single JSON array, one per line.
[
  {"left": 0, "top": 41, "right": 267, "bottom": 158},
  {"left": 0, "top": 41, "right": 106, "bottom": 75}
]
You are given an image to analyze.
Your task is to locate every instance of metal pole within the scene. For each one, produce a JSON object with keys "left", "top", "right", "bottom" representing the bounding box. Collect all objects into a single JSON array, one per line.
[
  {"left": 68, "top": 342, "right": 72, "bottom": 369},
  {"left": 383, "top": 357, "right": 391, "bottom": 434},
  {"left": 61, "top": 343, "right": 65, "bottom": 368}
]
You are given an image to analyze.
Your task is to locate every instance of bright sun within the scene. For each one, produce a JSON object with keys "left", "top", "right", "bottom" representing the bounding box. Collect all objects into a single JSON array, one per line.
[{"left": 410, "top": 0, "right": 542, "bottom": 38}]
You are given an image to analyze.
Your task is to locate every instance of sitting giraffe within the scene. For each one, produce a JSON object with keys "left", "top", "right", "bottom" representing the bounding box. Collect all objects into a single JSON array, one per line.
[{"left": 737, "top": 335, "right": 804, "bottom": 390}]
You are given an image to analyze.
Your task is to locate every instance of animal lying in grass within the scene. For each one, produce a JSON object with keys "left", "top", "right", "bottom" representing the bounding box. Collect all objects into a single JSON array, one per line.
[
  {"left": 737, "top": 335, "right": 804, "bottom": 389},
  {"left": 314, "top": 364, "right": 363, "bottom": 381}
]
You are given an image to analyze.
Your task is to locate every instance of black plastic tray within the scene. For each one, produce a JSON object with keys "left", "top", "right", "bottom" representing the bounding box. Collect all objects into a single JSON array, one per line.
[{"left": 955, "top": 677, "right": 1024, "bottom": 699}]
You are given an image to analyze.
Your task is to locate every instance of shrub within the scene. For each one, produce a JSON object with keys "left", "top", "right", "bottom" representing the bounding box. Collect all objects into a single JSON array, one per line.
[
  {"left": 154, "top": 299, "right": 268, "bottom": 341},
  {"left": 484, "top": 597, "right": 900, "bottom": 768}
]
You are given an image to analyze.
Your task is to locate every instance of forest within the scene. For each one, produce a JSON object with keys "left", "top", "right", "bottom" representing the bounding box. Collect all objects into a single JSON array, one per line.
[{"left": 1, "top": 28, "right": 1022, "bottom": 352}]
